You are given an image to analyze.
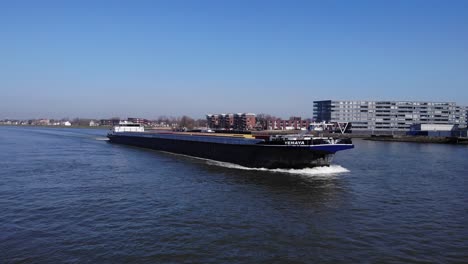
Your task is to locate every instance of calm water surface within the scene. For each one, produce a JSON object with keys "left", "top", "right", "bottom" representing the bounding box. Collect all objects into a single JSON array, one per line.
[{"left": 1, "top": 126, "right": 467, "bottom": 263}]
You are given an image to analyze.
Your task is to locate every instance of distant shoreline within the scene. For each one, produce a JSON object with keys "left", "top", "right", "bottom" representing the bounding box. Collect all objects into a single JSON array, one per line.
[
  {"left": 2, "top": 124, "right": 467, "bottom": 145},
  {"left": 0, "top": 124, "right": 110, "bottom": 130},
  {"left": 363, "top": 136, "right": 468, "bottom": 145}
]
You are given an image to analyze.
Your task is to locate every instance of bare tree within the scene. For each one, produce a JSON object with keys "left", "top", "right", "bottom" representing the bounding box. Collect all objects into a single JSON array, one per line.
[
  {"left": 179, "top": 115, "right": 195, "bottom": 130},
  {"left": 195, "top": 119, "right": 207, "bottom": 128},
  {"left": 256, "top": 113, "right": 274, "bottom": 130}
]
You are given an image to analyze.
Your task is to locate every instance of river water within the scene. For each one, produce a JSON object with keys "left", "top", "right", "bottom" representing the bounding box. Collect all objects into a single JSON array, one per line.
[{"left": 1, "top": 126, "right": 467, "bottom": 263}]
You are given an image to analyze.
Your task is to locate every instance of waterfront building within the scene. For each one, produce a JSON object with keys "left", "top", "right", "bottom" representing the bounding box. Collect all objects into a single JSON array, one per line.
[
  {"left": 409, "top": 124, "right": 457, "bottom": 137},
  {"left": 0, "top": 119, "right": 20, "bottom": 125},
  {"left": 234, "top": 113, "right": 256, "bottom": 131},
  {"left": 207, "top": 113, "right": 255, "bottom": 131},
  {"left": 100, "top": 118, "right": 120, "bottom": 126},
  {"left": 267, "top": 117, "right": 312, "bottom": 130},
  {"left": 313, "top": 100, "right": 467, "bottom": 135},
  {"left": 206, "top": 114, "right": 234, "bottom": 130},
  {"left": 206, "top": 114, "right": 220, "bottom": 129},
  {"left": 127, "top": 117, "right": 149, "bottom": 125},
  {"left": 89, "top": 120, "right": 99, "bottom": 127},
  {"left": 463, "top": 109, "right": 468, "bottom": 137},
  {"left": 36, "top": 119, "right": 50, "bottom": 126},
  {"left": 220, "top": 114, "right": 234, "bottom": 129}
]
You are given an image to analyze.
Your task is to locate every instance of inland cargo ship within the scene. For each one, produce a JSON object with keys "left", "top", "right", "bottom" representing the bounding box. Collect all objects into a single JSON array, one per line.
[{"left": 107, "top": 123, "right": 353, "bottom": 169}]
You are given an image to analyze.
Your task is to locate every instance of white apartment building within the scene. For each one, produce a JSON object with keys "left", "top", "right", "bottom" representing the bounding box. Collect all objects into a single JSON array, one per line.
[{"left": 313, "top": 100, "right": 467, "bottom": 134}]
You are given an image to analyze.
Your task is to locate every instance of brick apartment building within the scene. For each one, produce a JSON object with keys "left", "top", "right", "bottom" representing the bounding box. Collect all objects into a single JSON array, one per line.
[
  {"left": 234, "top": 113, "right": 256, "bottom": 131},
  {"left": 207, "top": 113, "right": 256, "bottom": 131}
]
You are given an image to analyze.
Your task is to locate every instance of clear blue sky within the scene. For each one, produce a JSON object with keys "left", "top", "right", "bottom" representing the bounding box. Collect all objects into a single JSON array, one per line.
[{"left": 1, "top": 0, "right": 467, "bottom": 119}]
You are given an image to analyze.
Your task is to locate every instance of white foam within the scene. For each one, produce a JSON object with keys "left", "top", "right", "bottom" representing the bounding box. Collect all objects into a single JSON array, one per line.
[
  {"left": 151, "top": 150, "right": 349, "bottom": 176},
  {"left": 205, "top": 160, "right": 349, "bottom": 176},
  {"left": 94, "top": 137, "right": 109, "bottom": 141}
]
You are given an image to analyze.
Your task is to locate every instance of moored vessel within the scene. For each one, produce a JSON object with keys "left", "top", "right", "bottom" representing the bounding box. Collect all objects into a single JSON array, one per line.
[{"left": 107, "top": 123, "right": 353, "bottom": 169}]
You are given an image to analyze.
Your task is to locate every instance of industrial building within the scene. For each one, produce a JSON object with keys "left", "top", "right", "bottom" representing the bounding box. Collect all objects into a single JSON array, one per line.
[
  {"left": 313, "top": 100, "right": 467, "bottom": 135},
  {"left": 408, "top": 124, "right": 459, "bottom": 137}
]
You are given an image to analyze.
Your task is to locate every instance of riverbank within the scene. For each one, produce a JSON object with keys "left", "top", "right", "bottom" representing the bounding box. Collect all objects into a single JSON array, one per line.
[
  {"left": 0, "top": 124, "right": 110, "bottom": 130},
  {"left": 363, "top": 135, "right": 468, "bottom": 145},
  {"left": 4, "top": 125, "right": 466, "bottom": 145}
]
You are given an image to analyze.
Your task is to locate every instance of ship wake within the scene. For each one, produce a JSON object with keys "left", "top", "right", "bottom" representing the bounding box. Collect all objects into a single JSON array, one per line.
[
  {"left": 206, "top": 160, "right": 349, "bottom": 176},
  {"left": 159, "top": 151, "right": 349, "bottom": 176}
]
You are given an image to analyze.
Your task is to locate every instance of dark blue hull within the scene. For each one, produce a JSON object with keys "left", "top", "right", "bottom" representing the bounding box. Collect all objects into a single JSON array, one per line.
[{"left": 107, "top": 133, "right": 352, "bottom": 169}]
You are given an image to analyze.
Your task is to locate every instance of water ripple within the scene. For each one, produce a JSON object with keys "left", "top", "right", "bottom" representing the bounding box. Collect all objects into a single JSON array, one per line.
[{"left": 0, "top": 128, "right": 467, "bottom": 263}]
